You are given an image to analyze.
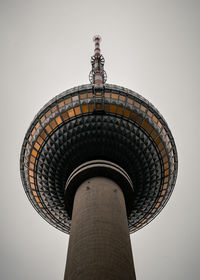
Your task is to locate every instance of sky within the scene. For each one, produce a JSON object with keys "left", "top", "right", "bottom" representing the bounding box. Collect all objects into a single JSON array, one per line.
[{"left": 1, "top": 0, "right": 200, "bottom": 279}]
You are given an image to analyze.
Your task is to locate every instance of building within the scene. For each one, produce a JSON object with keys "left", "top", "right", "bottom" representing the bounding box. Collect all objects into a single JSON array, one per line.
[{"left": 20, "top": 36, "right": 178, "bottom": 280}]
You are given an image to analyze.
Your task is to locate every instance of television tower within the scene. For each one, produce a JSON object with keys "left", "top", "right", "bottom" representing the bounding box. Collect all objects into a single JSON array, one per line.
[{"left": 20, "top": 36, "right": 178, "bottom": 280}]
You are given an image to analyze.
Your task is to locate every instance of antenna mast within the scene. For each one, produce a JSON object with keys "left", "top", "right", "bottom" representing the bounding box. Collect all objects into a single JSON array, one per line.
[{"left": 89, "top": 35, "right": 107, "bottom": 84}]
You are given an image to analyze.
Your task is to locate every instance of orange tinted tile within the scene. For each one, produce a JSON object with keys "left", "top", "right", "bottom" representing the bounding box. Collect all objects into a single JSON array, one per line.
[
  {"left": 29, "top": 162, "right": 34, "bottom": 169},
  {"left": 82, "top": 104, "right": 88, "bottom": 113},
  {"left": 61, "top": 112, "right": 68, "bottom": 120},
  {"left": 55, "top": 116, "right": 62, "bottom": 125},
  {"left": 30, "top": 156, "right": 36, "bottom": 163},
  {"left": 96, "top": 103, "right": 101, "bottom": 110},
  {"left": 88, "top": 93, "right": 93, "bottom": 98},
  {"left": 124, "top": 109, "right": 131, "bottom": 118},
  {"left": 142, "top": 120, "right": 148, "bottom": 129},
  {"left": 37, "top": 136, "right": 44, "bottom": 145},
  {"left": 30, "top": 183, "right": 35, "bottom": 189},
  {"left": 141, "top": 105, "right": 146, "bottom": 112},
  {"left": 104, "top": 104, "right": 110, "bottom": 112},
  {"left": 158, "top": 142, "right": 164, "bottom": 151},
  {"left": 164, "top": 163, "right": 169, "bottom": 170},
  {"left": 68, "top": 109, "right": 75, "bottom": 117},
  {"left": 134, "top": 101, "right": 140, "bottom": 108},
  {"left": 72, "top": 95, "right": 78, "bottom": 101},
  {"left": 164, "top": 170, "right": 170, "bottom": 176},
  {"left": 135, "top": 115, "right": 142, "bottom": 125},
  {"left": 35, "top": 197, "right": 40, "bottom": 203},
  {"left": 105, "top": 92, "right": 110, "bottom": 98},
  {"left": 75, "top": 106, "right": 81, "bottom": 115},
  {"left": 28, "top": 135, "right": 32, "bottom": 142},
  {"left": 50, "top": 120, "right": 57, "bottom": 129},
  {"left": 117, "top": 106, "right": 123, "bottom": 115},
  {"left": 151, "top": 129, "right": 158, "bottom": 139},
  {"left": 136, "top": 223, "right": 142, "bottom": 227},
  {"left": 155, "top": 137, "right": 161, "bottom": 145},
  {"left": 147, "top": 111, "right": 153, "bottom": 117},
  {"left": 40, "top": 116, "right": 45, "bottom": 123},
  {"left": 163, "top": 184, "right": 168, "bottom": 190},
  {"left": 128, "top": 98, "right": 133, "bottom": 104},
  {"left": 153, "top": 115, "right": 158, "bottom": 123},
  {"left": 145, "top": 124, "right": 153, "bottom": 134},
  {"left": 65, "top": 97, "right": 71, "bottom": 104},
  {"left": 45, "top": 125, "right": 52, "bottom": 134},
  {"left": 34, "top": 142, "right": 40, "bottom": 151},
  {"left": 111, "top": 93, "right": 118, "bottom": 99},
  {"left": 161, "top": 149, "right": 166, "bottom": 156},
  {"left": 46, "top": 110, "right": 51, "bottom": 118},
  {"left": 31, "top": 149, "right": 37, "bottom": 157},
  {"left": 40, "top": 130, "right": 47, "bottom": 139},
  {"left": 80, "top": 93, "right": 87, "bottom": 99},
  {"left": 119, "top": 95, "right": 125, "bottom": 101},
  {"left": 51, "top": 106, "right": 57, "bottom": 112},
  {"left": 130, "top": 112, "right": 137, "bottom": 120},
  {"left": 29, "top": 170, "right": 34, "bottom": 176},
  {"left": 163, "top": 156, "right": 168, "bottom": 163},
  {"left": 31, "top": 128, "right": 36, "bottom": 136},
  {"left": 30, "top": 177, "right": 34, "bottom": 183},
  {"left": 88, "top": 104, "right": 94, "bottom": 112},
  {"left": 158, "top": 121, "right": 162, "bottom": 128},
  {"left": 110, "top": 104, "right": 117, "bottom": 113},
  {"left": 35, "top": 122, "right": 40, "bottom": 129},
  {"left": 161, "top": 190, "right": 166, "bottom": 195},
  {"left": 164, "top": 177, "right": 169, "bottom": 183},
  {"left": 58, "top": 101, "right": 65, "bottom": 108}
]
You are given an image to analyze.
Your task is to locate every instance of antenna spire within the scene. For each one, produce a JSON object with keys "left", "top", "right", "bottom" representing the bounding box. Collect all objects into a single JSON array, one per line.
[{"left": 89, "top": 35, "right": 107, "bottom": 84}]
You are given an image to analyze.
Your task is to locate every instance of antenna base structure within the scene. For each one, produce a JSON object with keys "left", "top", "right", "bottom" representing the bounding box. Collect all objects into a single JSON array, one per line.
[{"left": 89, "top": 35, "right": 107, "bottom": 84}]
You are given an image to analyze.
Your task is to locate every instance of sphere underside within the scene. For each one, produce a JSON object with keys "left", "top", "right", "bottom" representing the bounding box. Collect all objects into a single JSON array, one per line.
[{"left": 20, "top": 84, "right": 178, "bottom": 233}]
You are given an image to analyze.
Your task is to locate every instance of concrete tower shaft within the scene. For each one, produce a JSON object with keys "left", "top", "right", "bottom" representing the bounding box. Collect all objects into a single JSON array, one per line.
[{"left": 64, "top": 177, "right": 136, "bottom": 280}]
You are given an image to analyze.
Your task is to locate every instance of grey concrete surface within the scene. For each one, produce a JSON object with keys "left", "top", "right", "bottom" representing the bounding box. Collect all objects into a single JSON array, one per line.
[{"left": 65, "top": 177, "right": 136, "bottom": 280}]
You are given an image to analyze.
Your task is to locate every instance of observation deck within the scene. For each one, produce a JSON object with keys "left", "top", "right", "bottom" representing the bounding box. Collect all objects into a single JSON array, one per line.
[{"left": 20, "top": 83, "right": 178, "bottom": 234}]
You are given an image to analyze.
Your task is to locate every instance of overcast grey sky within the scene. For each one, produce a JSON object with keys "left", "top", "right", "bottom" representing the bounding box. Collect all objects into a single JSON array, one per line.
[{"left": 1, "top": 0, "right": 200, "bottom": 279}]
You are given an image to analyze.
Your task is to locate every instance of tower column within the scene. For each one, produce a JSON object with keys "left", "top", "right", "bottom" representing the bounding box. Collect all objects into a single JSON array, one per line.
[{"left": 64, "top": 177, "right": 136, "bottom": 280}]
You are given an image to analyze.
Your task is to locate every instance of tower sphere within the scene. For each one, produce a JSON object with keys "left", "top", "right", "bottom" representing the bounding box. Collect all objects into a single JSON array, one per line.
[{"left": 20, "top": 82, "right": 178, "bottom": 233}]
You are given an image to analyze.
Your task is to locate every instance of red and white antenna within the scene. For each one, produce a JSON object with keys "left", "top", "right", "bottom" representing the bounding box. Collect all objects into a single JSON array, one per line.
[{"left": 89, "top": 35, "right": 107, "bottom": 84}]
